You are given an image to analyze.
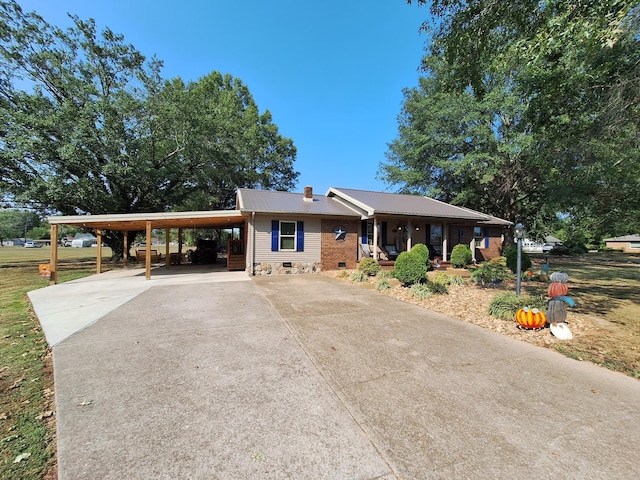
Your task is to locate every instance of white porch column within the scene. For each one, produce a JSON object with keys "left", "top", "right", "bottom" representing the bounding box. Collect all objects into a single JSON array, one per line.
[
  {"left": 372, "top": 216, "right": 378, "bottom": 259},
  {"left": 470, "top": 236, "right": 476, "bottom": 262},
  {"left": 406, "top": 220, "right": 413, "bottom": 251},
  {"left": 442, "top": 223, "right": 449, "bottom": 262}
]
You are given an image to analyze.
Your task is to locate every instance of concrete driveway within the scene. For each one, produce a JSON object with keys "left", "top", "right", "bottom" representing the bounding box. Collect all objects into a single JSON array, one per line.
[{"left": 30, "top": 270, "right": 640, "bottom": 479}]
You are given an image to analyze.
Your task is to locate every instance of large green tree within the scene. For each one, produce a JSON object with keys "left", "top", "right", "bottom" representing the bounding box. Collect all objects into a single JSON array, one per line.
[
  {"left": 394, "top": 0, "right": 640, "bottom": 240},
  {"left": 382, "top": 56, "right": 552, "bottom": 238},
  {"left": 0, "top": 1, "right": 298, "bottom": 255}
]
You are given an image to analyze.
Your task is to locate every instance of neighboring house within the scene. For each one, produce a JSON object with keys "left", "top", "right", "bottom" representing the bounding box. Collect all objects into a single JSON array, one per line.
[
  {"left": 238, "top": 187, "right": 511, "bottom": 274},
  {"left": 522, "top": 235, "right": 563, "bottom": 253},
  {"left": 603, "top": 234, "right": 640, "bottom": 253}
]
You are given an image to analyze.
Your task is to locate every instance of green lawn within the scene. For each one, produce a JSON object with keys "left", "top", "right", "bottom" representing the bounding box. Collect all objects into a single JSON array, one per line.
[{"left": 0, "top": 247, "right": 106, "bottom": 479}]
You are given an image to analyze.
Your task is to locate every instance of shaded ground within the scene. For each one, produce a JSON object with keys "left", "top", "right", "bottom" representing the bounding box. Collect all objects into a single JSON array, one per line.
[{"left": 322, "top": 253, "right": 640, "bottom": 379}]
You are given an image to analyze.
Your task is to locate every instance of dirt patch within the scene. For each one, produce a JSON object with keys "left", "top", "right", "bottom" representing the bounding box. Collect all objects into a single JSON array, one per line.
[{"left": 321, "top": 269, "right": 639, "bottom": 378}]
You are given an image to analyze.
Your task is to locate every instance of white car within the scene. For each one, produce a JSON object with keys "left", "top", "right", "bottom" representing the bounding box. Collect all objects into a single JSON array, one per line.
[{"left": 24, "top": 241, "right": 42, "bottom": 248}]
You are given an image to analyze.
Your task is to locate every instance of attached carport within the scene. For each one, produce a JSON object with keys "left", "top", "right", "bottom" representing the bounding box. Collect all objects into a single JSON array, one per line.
[{"left": 47, "top": 210, "right": 246, "bottom": 284}]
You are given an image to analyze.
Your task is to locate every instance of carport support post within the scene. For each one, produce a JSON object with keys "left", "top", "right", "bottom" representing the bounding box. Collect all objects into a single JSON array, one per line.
[
  {"left": 165, "top": 229, "right": 170, "bottom": 268},
  {"left": 145, "top": 221, "right": 152, "bottom": 280},
  {"left": 96, "top": 229, "right": 103, "bottom": 274},
  {"left": 49, "top": 224, "right": 58, "bottom": 285},
  {"left": 123, "top": 231, "right": 128, "bottom": 267}
]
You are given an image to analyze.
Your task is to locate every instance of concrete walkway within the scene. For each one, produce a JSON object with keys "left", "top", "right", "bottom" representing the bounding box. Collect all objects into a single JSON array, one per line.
[{"left": 29, "top": 270, "right": 640, "bottom": 479}]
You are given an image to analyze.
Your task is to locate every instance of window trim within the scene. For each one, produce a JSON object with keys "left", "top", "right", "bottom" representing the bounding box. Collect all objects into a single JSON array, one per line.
[{"left": 279, "top": 220, "right": 296, "bottom": 251}]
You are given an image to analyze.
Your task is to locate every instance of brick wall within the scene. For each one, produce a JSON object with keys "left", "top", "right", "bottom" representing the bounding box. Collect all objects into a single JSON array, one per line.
[{"left": 321, "top": 219, "right": 359, "bottom": 270}]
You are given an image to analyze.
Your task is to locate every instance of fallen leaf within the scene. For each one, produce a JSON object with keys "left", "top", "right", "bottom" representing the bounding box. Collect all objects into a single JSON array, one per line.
[
  {"left": 13, "top": 452, "right": 31, "bottom": 463},
  {"left": 77, "top": 400, "right": 93, "bottom": 407},
  {"left": 36, "top": 411, "right": 54, "bottom": 420}
]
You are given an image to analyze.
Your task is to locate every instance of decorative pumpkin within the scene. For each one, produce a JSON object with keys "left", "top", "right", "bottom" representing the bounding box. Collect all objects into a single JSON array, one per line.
[
  {"left": 515, "top": 307, "right": 547, "bottom": 329},
  {"left": 548, "top": 282, "right": 569, "bottom": 298},
  {"left": 547, "top": 299, "right": 568, "bottom": 324},
  {"left": 550, "top": 271, "right": 569, "bottom": 283}
]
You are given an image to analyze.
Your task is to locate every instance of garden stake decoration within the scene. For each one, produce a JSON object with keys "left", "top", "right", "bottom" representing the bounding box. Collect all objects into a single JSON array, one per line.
[{"left": 547, "top": 271, "right": 574, "bottom": 340}]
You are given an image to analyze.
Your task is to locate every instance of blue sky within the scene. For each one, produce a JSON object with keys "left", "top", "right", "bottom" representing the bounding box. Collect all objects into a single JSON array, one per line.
[{"left": 18, "top": 0, "right": 430, "bottom": 194}]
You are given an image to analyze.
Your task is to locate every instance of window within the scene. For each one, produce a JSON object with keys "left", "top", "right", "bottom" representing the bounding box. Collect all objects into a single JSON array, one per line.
[
  {"left": 474, "top": 227, "right": 483, "bottom": 248},
  {"left": 430, "top": 224, "right": 442, "bottom": 246},
  {"left": 271, "top": 220, "right": 304, "bottom": 252},
  {"left": 280, "top": 221, "right": 296, "bottom": 250}
]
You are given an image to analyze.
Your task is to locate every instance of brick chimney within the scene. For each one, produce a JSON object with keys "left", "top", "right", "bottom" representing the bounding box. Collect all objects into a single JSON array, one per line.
[{"left": 303, "top": 186, "right": 313, "bottom": 202}]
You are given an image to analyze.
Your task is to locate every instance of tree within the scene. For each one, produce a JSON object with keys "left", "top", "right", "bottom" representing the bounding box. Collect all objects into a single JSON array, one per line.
[
  {"left": 0, "top": 1, "right": 298, "bottom": 257},
  {"left": 0, "top": 209, "right": 41, "bottom": 244},
  {"left": 400, "top": 0, "right": 640, "bottom": 240},
  {"left": 381, "top": 56, "right": 551, "bottom": 239}
]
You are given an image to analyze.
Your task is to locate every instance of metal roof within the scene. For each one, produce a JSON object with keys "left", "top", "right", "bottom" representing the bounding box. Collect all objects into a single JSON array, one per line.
[
  {"left": 604, "top": 234, "right": 640, "bottom": 242},
  {"left": 47, "top": 210, "right": 244, "bottom": 232},
  {"left": 236, "top": 188, "right": 358, "bottom": 217},
  {"left": 327, "top": 187, "right": 500, "bottom": 222}
]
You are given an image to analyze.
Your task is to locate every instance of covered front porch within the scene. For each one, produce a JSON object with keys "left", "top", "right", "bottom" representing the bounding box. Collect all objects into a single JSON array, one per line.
[{"left": 357, "top": 216, "right": 508, "bottom": 265}]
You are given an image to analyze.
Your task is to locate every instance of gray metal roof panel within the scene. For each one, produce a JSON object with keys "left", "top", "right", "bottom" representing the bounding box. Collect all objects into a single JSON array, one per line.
[
  {"left": 237, "top": 188, "right": 359, "bottom": 217},
  {"left": 328, "top": 188, "right": 498, "bottom": 221}
]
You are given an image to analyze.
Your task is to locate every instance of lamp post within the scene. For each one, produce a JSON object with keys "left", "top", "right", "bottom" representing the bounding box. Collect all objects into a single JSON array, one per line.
[{"left": 514, "top": 222, "right": 525, "bottom": 296}]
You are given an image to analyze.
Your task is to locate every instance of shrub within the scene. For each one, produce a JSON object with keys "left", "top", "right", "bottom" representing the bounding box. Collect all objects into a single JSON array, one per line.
[
  {"left": 359, "top": 257, "right": 381, "bottom": 276},
  {"left": 470, "top": 257, "right": 512, "bottom": 285},
  {"left": 425, "top": 280, "right": 448, "bottom": 294},
  {"left": 393, "top": 251, "right": 428, "bottom": 286},
  {"left": 376, "top": 278, "right": 392, "bottom": 290},
  {"left": 409, "top": 283, "right": 433, "bottom": 300},
  {"left": 448, "top": 275, "right": 467, "bottom": 286},
  {"left": 337, "top": 270, "right": 349, "bottom": 278},
  {"left": 410, "top": 243, "right": 430, "bottom": 267},
  {"left": 450, "top": 244, "right": 472, "bottom": 268},
  {"left": 350, "top": 270, "right": 368, "bottom": 282},
  {"left": 488, "top": 292, "right": 547, "bottom": 320},
  {"left": 504, "top": 245, "right": 532, "bottom": 273},
  {"left": 432, "top": 271, "right": 451, "bottom": 286},
  {"left": 377, "top": 269, "right": 393, "bottom": 279}
]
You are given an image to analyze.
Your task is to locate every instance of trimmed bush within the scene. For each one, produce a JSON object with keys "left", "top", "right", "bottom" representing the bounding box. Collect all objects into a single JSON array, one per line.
[
  {"left": 488, "top": 292, "right": 547, "bottom": 320},
  {"left": 393, "top": 251, "right": 427, "bottom": 286},
  {"left": 450, "top": 244, "right": 472, "bottom": 268},
  {"left": 359, "top": 257, "right": 381, "bottom": 276},
  {"left": 504, "top": 245, "right": 532, "bottom": 273},
  {"left": 410, "top": 243, "right": 430, "bottom": 267}
]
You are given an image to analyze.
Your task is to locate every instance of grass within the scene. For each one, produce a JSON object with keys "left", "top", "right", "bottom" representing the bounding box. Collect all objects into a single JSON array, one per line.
[
  {"left": 523, "top": 253, "right": 640, "bottom": 378},
  {"left": 0, "top": 247, "right": 107, "bottom": 479}
]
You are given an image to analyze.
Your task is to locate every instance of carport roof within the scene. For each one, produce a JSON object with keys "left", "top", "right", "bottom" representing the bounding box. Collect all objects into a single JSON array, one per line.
[{"left": 47, "top": 210, "right": 244, "bottom": 232}]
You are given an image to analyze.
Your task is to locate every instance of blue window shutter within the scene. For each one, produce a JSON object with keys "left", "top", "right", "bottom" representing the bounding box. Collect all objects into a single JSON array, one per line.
[
  {"left": 271, "top": 220, "right": 279, "bottom": 251},
  {"left": 296, "top": 221, "right": 304, "bottom": 251},
  {"left": 484, "top": 227, "right": 489, "bottom": 249},
  {"left": 361, "top": 221, "right": 367, "bottom": 244}
]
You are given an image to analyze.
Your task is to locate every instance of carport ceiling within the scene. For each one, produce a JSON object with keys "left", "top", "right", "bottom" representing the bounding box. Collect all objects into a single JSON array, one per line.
[{"left": 47, "top": 210, "right": 245, "bottom": 232}]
